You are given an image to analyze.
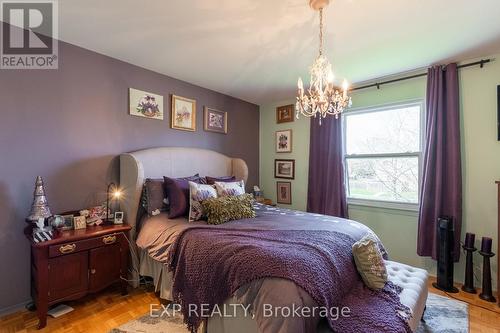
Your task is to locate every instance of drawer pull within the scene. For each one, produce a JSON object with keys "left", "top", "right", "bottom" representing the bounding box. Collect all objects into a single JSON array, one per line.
[
  {"left": 59, "top": 244, "right": 76, "bottom": 254},
  {"left": 102, "top": 235, "right": 116, "bottom": 245}
]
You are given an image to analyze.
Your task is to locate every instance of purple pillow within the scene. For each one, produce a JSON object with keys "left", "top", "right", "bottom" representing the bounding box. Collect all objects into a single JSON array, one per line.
[
  {"left": 142, "top": 178, "right": 168, "bottom": 216},
  {"left": 163, "top": 174, "right": 202, "bottom": 218},
  {"left": 205, "top": 176, "right": 236, "bottom": 185}
]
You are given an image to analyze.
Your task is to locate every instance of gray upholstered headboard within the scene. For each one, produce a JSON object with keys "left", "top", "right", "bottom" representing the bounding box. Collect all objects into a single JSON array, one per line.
[
  {"left": 119, "top": 147, "right": 248, "bottom": 285},
  {"left": 120, "top": 146, "right": 248, "bottom": 231}
]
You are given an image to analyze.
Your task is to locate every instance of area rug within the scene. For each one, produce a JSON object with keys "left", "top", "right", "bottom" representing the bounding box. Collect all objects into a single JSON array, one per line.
[
  {"left": 109, "top": 293, "right": 468, "bottom": 333},
  {"left": 108, "top": 304, "right": 190, "bottom": 333},
  {"left": 416, "top": 293, "right": 468, "bottom": 333}
]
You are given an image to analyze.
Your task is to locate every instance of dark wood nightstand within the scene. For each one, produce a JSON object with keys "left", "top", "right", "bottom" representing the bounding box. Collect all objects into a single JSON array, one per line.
[
  {"left": 256, "top": 198, "right": 277, "bottom": 207},
  {"left": 24, "top": 222, "right": 132, "bottom": 329}
]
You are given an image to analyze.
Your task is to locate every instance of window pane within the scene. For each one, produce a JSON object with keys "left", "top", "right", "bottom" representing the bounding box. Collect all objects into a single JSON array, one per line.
[
  {"left": 347, "top": 157, "right": 419, "bottom": 203},
  {"left": 345, "top": 105, "right": 421, "bottom": 155}
]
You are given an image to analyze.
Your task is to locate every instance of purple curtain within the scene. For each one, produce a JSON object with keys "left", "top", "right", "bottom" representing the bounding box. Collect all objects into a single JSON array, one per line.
[
  {"left": 417, "top": 63, "right": 462, "bottom": 262},
  {"left": 307, "top": 116, "right": 348, "bottom": 218}
]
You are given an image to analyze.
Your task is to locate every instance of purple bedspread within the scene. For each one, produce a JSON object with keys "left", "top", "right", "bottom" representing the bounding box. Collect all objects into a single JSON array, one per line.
[{"left": 166, "top": 204, "right": 412, "bottom": 333}]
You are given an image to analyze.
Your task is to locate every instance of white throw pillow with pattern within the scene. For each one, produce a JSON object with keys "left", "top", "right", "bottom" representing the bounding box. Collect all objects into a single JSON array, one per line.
[
  {"left": 214, "top": 180, "right": 245, "bottom": 197},
  {"left": 188, "top": 181, "right": 218, "bottom": 222}
]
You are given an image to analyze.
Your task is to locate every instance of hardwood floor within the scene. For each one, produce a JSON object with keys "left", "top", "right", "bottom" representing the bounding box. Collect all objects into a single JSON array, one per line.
[
  {"left": 0, "top": 285, "right": 161, "bottom": 333},
  {"left": 0, "top": 281, "right": 499, "bottom": 333},
  {"left": 428, "top": 277, "right": 500, "bottom": 333}
]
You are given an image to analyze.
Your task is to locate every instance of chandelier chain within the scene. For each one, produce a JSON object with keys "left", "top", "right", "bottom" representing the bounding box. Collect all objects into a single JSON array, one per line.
[{"left": 319, "top": 8, "right": 323, "bottom": 56}]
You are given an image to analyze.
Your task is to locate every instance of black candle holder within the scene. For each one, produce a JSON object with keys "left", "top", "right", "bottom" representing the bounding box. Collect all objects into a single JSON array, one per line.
[
  {"left": 479, "top": 251, "right": 496, "bottom": 303},
  {"left": 461, "top": 245, "right": 477, "bottom": 294}
]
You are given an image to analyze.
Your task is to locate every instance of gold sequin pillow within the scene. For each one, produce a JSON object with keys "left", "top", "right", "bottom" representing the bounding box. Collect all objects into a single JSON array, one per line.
[
  {"left": 352, "top": 233, "right": 388, "bottom": 290},
  {"left": 201, "top": 193, "right": 256, "bottom": 225}
]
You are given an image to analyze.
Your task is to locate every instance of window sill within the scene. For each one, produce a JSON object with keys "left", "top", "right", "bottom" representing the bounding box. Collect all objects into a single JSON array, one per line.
[{"left": 347, "top": 198, "right": 419, "bottom": 212}]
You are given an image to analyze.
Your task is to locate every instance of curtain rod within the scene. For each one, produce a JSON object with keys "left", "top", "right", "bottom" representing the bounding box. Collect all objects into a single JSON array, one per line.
[{"left": 351, "top": 59, "right": 492, "bottom": 91}]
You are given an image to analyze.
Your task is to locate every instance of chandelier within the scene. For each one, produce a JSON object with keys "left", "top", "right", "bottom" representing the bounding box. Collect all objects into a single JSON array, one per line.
[{"left": 296, "top": 0, "right": 351, "bottom": 125}]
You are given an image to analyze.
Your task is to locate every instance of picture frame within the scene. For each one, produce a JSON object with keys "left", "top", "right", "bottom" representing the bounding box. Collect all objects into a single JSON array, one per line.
[
  {"left": 114, "top": 211, "right": 124, "bottom": 225},
  {"left": 204, "top": 107, "right": 227, "bottom": 134},
  {"left": 497, "top": 85, "right": 499, "bottom": 141},
  {"left": 73, "top": 216, "right": 87, "bottom": 230},
  {"left": 61, "top": 214, "right": 74, "bottom": 230},
  {"left": 275, "top": 129, "right": 292, "bottom": 153},
  {"left": 276, "top": 181, "right": 292, "bottom": 205},
  {"left": 276, "top": 104, "right": 294, "bottom": 123},
  {"left": 129, "top": 88, "right": 164, "bottom": 120},
  {"left": 274, "top": 159, "right": 295, "bottom": 179},
  {"left": 171, "top": 95, "right": 196, "bottom": 131}
]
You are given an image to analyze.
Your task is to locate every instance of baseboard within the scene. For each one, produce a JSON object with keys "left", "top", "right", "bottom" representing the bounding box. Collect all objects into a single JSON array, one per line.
[
  {"left": 0, "top": 299, "right": 32, "bottom": 317},
  {"left": 428, "top": 275, "right": 498, "bottom": 296}
]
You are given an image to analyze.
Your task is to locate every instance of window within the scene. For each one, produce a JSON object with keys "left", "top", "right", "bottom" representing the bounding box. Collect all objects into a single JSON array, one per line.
[{"left": 343, "top": 100, "right": 424, "bottom": 210}]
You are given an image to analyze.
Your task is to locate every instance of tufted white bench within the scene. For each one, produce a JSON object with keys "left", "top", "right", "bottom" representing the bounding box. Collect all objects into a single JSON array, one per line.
[
  {"left": 315, "top": 260, "right": 428, "bottom": 332},
  {"left": 386, "top": 260, "right": 429, "bottom": 332}
]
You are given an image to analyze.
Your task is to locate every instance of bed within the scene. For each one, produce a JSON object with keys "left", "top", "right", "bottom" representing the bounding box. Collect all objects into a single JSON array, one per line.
[{"left": 120, "top": 147, "right": 428, "bottom": 333}]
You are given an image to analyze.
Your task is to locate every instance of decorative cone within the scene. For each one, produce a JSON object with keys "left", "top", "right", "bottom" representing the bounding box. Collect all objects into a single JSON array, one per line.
[{"left": 26, "top": 176, "right": 52, "bottom": 223}]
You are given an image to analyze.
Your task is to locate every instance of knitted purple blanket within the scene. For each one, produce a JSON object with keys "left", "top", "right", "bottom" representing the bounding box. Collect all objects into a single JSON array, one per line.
[{"left": 168, "top": 227, "right": 411, "bottom": 333}]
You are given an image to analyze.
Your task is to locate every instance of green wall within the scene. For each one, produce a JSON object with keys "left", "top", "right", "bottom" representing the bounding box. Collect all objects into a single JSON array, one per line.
[
  {"left": 259, "top": 54, "right": 500, "bottom": 288},
  {"left": 259, "top": 101, "right": 310, "bottom": 211}
]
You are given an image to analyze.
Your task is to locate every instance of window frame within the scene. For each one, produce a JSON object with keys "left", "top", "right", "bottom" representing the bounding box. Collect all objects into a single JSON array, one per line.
[{"left": 342, "top": 99, "right": 425, "bottom": 211}]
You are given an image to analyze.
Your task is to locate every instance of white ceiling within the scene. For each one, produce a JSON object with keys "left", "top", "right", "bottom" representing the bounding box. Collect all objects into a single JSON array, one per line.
[{"left": 58, "top": 0, "right": 500, "bottom": 104}]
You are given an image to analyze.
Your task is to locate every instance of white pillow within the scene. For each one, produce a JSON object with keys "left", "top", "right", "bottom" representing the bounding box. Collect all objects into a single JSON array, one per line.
[
  {"left": 214, "top": 180, "right": 245, "bottom": 197},
  {"left": 188, "top": 181, "right": 218, "bottom": 222}
]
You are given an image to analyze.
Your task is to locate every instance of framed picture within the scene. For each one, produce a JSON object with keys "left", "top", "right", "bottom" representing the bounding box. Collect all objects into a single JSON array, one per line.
[
  {"left": 171, "top": 95, "right": 196, "bottom": 131},
  {"left": 129, "top": 88, "right": 163, "bottom": 120},
  {"left": 497, "top": 85, "right": 499, "bottom": 141},
  {"left": 114, "top": 211, "right": 124, "bottom": 225},
  {"left": 276, "top": 181, "right": 292, "bottom": 205},
  {"left": 276, "top": 104, "right": 294, "bottom": 123},
  {"left": 61, "top": 214, "right": 74, "bottom": 230},
  {"left": 204, "top": 107, "right": 227, "bottom": 134},
  {"left": 275, "top": 129, "right": 292, "bottom": 153},
  {"left": 275, "top": 159, "right": 295, "bottom": 179},
  {"left": 73, "top": 216, "right": 87, "bottom": 230}
]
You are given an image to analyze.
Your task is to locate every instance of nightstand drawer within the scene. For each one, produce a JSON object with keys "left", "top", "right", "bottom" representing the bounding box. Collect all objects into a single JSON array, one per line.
[{"left": 48, "top": 233, "right": 123, "bottom": 258}]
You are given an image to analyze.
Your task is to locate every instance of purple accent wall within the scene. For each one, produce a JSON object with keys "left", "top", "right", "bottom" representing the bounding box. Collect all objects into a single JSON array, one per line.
[{"left": 0, "top": 37, "right": 259, "bottom": 311}]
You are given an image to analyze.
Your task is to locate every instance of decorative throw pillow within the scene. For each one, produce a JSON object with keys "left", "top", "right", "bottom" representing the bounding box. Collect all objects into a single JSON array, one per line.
[
  {"left": 141, "top": 178, "right": 168, "bottom": 216},
  {"left": 202, "top": 193, "right": 256, "bottom": 225},
  {"left": 188, "top": 181, "right": 218, "bottom": 222},
  {"left": 205, "top": 176, "right": 236, "bottom": 185},
  {"left": 214, "top": 180, "right": 245, "bottom": 197},
  {"left": 163, "top": 174, "right": 202, "bottom": 219},
  {"left": 352, "top": 233, "right": 388, "bottom": 290}
]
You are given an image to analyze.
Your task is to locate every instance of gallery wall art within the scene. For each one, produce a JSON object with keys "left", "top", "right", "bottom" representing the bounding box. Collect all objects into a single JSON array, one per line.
[
  {"left": 275, "top": 159, "right": 295, "bottom": 179},
  {"left": 204, "top": 107, "right": 227, "bottom": 134},
  {"left": 276, "top": 104, "right": 294, "bottom": 123},
  {"left": 129, "top": 88, "right": 163, "bottom": 120},
  {"left": 275, "top": 129, "right": 292, "bottom": 153},
  {"left": 276, "top": 181, "right": 292, "bottom": 204},
  {"left": 172, "top": 94, "right": 196, "bottom": 131}
]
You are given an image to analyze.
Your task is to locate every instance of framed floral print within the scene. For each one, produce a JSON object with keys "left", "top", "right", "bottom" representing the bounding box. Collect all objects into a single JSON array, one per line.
[
  {"left": 275, "top": 129, "right": 292, "bottom": 153},
  {"left": 275, "top": 159, "right": 295, "bottom": 179},
  {"left": 204, "top": 107, "right": 227, "bottom": 134},
  {"left": 171, "top": 95, "right": 196, "bottom": 131},
  {"left": 129, "top": 88, "right": 163, "bottom": 120},
  {"left": 276, "top": 104, "right": 294, "bottom": 123},
  {"left": 276, "top": 181, "right": 292, "bottom": 205}
]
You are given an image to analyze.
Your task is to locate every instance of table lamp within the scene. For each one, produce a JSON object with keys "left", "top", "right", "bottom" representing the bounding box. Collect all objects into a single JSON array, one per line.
[{"left": 106, "top": 182, "right": 122, "bottom": 222}]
